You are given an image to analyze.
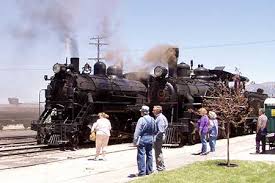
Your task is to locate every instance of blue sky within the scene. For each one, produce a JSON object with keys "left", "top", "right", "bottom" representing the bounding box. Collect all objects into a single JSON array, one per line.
[{"left": 0, "top": 0, "right": 274, "bottom": 103}]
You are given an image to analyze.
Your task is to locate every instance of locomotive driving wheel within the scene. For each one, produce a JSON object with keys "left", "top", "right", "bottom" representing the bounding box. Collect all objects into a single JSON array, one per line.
[
  {"left": 188, "top": 122, "right": 197, "bottom": 145},
  {"left": 188, "top": 132, "right": 197, "bottom": 145},
  {"left": 36, "top": 135, "right": 42, "bottom": 144}
]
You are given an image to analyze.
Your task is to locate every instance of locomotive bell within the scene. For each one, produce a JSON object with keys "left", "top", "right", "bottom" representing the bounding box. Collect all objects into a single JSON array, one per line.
[{"left": 94, "top": 61, "right": 106, "bottom": 75}]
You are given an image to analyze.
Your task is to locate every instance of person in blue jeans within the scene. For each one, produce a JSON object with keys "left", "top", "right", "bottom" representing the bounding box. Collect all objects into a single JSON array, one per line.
[
  {"left": 208, "top": 111, "right": 218, "bottom": 152},
  {"left": 256, "top": 108, "right": 268, "bottom": 154},
  {"left": 197, "top": 108, "right": 209, "bottom": 155},
  {"left": 133, "top": 105, "right": 156, "bottom": 176}
]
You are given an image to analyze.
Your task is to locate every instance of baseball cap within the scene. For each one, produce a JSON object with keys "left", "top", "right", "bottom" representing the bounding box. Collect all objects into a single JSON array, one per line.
[{"left": 140, "top": 105, "right": 150, "bottom": 113}]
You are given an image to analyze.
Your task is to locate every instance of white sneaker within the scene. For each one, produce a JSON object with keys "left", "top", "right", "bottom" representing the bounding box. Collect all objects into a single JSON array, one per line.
[{"left": 94, "top": 156, "right": 100, "bottom": 161}]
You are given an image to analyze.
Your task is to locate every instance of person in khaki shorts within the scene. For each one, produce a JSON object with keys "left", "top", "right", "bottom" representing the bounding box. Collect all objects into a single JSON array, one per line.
[{"left": 91, "top": 112, "right": 112, "bottom": 160}]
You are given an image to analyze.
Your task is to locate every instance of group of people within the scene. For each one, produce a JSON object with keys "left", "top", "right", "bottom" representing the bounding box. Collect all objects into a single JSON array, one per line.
[
  {"left": 197, "top": 108, "right": 219, "bottom": 155},
  {"left": 132, "top": 105, "right": 168, "bottom": 177},
  {"left": 89, "top": 105, "right": 168, "bottom": 177},
  {"left": 88, "top": 105, "right": 268, "bottom": 177},
  {"left": 196, "top": 107, "right": 268, "bottom": 155}
]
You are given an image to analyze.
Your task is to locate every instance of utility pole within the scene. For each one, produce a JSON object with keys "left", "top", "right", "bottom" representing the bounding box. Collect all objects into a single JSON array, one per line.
[{"left": 88, "top": 36, "right": 108, "bottom": 62}]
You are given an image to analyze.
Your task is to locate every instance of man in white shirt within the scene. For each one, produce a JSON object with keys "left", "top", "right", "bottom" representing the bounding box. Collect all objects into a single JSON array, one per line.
[
  {"left": 256, "top": 108, "right": 268, "bottom": 154},
  {"left": 152, "top": 105, "right": 168, "bottom": 171}
]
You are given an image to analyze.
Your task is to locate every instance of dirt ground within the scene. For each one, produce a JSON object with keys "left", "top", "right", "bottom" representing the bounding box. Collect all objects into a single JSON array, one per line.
[{"left": 0, "top": 104, "right": 39, "bottom": 129}]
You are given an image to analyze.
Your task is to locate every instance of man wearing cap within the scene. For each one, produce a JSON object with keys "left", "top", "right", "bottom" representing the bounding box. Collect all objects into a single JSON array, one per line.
[
  {"left": 152, "top": 105, "right": 168, "bottom": 171},
  {"left": 133, "top": 105, "right": 156, "bottom": 176}
]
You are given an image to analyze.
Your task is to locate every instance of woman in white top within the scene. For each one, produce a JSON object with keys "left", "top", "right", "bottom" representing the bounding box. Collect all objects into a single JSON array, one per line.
[
  {"left": 91, "top": 112, "right": 112, "bottom": 160},
  {"left": 208, "top": 111, "right": 219, "bottom": 152}
]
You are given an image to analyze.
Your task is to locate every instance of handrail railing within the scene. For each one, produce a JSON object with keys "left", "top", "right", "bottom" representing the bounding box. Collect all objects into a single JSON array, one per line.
[{"left": 38, "top": 89, "right": 46, "bottom": 117}]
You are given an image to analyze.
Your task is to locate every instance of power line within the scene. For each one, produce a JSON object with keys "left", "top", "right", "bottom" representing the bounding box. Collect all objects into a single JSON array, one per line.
[
  {"left": 1, "top": 39, "right": 275, "bottom": 71},
  {"left": 104, "top": 39, "right": 275, "bottom": 53},
  {"left": 0, "top": 68, "right": 49, "bottom": 71},
  {"left": 182, "top": 39, "right": 275, "bottom": 49}
]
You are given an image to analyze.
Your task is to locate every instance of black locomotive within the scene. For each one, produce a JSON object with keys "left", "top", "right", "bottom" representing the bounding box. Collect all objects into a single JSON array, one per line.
[
  {"left": 144, "top": 48, "right": 267, "bottom": 145},
  {"left": 31, "top": 57, "right": 148, "bottom": 147},
  {"left": 31, "top": 48, "right": 267, "bottom": 147}
]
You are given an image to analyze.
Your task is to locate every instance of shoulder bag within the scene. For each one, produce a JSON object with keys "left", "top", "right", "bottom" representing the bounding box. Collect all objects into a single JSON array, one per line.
[{"left": 90, "top": 131, "right": 96, "bottom": 141}]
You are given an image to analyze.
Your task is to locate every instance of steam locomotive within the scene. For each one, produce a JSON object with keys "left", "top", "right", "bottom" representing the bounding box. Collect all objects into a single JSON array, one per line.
[
  {"left": 31, "top": 48, "right": 267, "bottom": 147},
  {"left": 31, "top": 57, "right": 149, "bottom": 147},
  {"left": 144, "top": 48, "right": 268, "bottom": 145}
]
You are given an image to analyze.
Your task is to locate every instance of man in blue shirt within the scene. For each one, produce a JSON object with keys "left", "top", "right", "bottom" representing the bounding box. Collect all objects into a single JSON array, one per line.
[
  {"left": 153, "top": 105, "right": 168, "bottom": 171},
  {"left": 133, "top": 105, "right": 156, "bottom": 176}
]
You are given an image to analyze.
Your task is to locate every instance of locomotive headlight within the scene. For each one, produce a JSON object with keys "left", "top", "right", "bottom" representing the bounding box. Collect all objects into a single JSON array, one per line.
[
  {"left": 154, "top": 66, "right": 168, "bottom": 78},
  {"left": 53, "top": 63, "right": 61, "bottom": 74}
]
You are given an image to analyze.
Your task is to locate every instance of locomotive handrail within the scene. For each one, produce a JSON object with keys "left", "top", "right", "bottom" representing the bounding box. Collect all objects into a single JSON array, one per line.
[
  {"left": 38, "top": 89, "right": 46, "bottom": 117},
  {"left": 93, "top": 101, "right": 132, "bottom": 104},
  {"left": 63, "top": 117, "right": 69, "bottom": 124},
  {"left": 110, "top": 94, "right": 145, "bottom": 99},
  {"left": 56, "top": 104, "right": 65, "bottom": 108},
  {"left": 183, "top": 103, "right": 202, "bottom": 106},
  {"left": 40, "top": 120, "right": 75, "bottom": 125},
  {"left": 159, "top": 102, "right": 178, "bottom": 105},
  {"left": 203, "top": 96, "right": 231, "bottom": 100},
  {"left": 45, "top": 100, "right": 76, "bottom": 104}
]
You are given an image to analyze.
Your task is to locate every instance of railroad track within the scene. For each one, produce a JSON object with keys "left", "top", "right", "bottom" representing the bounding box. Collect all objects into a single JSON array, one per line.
[
  {"left": 0, "top": 144, "right": 59, "bottom": 157},
  {"left": 0, "top": 134, "right": 37, "bottom": 149},
  {"left": 0, "top": 135, "right": 36, "bottom": 140},
  {"left": 0, "top": 140, "right": 37, "bottom": 148},
  {"left": 0, "top": 135, "right": 85, "bottom": 158}
]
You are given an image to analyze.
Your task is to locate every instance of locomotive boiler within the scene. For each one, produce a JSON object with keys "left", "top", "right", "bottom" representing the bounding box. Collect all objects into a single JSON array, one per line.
[{"left": 31, "top": 57, "right": 148, "bottom": 147}]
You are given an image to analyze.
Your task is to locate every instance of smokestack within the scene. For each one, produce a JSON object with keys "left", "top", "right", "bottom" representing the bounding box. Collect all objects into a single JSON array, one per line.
[
  {"left": 70, "top": 57, "right": 79, "bottom": 73},
  {"left": 167, "top": 47, "right": 179, "bottom": 78}
]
